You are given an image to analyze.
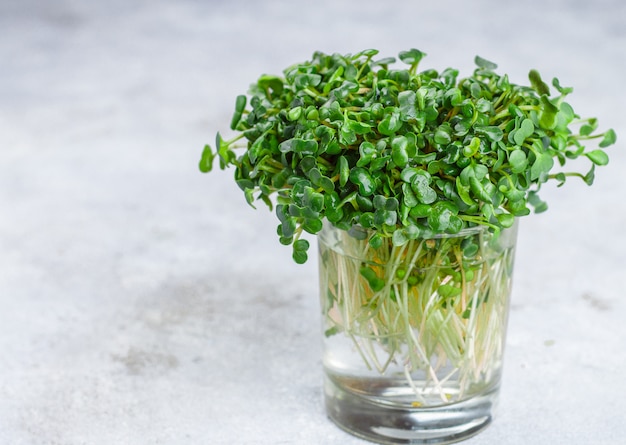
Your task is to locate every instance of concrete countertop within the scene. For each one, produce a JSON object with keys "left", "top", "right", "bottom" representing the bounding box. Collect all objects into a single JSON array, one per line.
[{"left": 1, "top": 1, "right": 625, "bottom": 444}]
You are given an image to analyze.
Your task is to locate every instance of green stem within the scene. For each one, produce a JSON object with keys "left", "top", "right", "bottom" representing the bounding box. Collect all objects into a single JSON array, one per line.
[
  {"left": 225, "top": 133, "right": 245, "bottom": 145},
  {"left": 320, "top": 224, "right": 516, "bottom": 405}
]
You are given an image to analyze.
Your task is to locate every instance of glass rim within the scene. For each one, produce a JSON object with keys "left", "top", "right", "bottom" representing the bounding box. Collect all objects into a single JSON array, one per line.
[{"left": 321, "top": 219, "right": 517, "bottom": 242}]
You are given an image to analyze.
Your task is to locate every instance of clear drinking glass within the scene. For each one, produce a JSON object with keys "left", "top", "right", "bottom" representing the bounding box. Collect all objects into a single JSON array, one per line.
[{"left": 318, "top": 221, "right": 518, "bottom": 444}]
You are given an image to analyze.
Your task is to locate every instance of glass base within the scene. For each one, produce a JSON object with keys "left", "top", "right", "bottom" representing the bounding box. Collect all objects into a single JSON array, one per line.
[{"left": 324, "top": 374, "right": 498, "bottom": 445}]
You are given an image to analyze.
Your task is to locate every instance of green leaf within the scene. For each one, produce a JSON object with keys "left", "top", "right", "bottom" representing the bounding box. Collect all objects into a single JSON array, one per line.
[
  {"left": 294, "top": 73, "right": 322, "bottom": 88},
  {"left": 357, "top": 141, "right": 377, "bottom": 167},
  {"left": 444, "top": 88, "right": 463, "bottom": 107},
  {"left": 552, "top": 77, "right": 573, "bottom": 95},
  {"left": 344, "top": 64, "right": 358, "bottom": 80},
  {"left": 324, "top": 195, "right": 344, "bottom": 223},
  {"left": 353, "top": 48, "right": 379, "bottom": 58},
  {"left": 291, "top": 179, "right": 311, "bottom": 206},
  {"left": 504, "top": 186, "right": 525, "bottom": 202},
  {"left": 402, "top": 183, "right": 419, "bottom": 208},
  {"left": 428, "top": 201, "right": 458, "bottom": 232},
  {"left": 243, "top": 188, "right": 256, "bottom": 207},
  {"left": 374, "top": 56, "right": 396, "bottom": 66},
  {"left": 475, "top": 126, "right": 503, "bottom": 142},
  {"left": 462, "top": 240, "right": 479, "bottom": 258},
  {"left": 400, "top": 166, "right": 430, "bottom": 184},
  {"left": 306, "top": 108, "right": 319, "bottom": 120},
  {"left": 359, "top": 212, "right": 375, "bottom": 228},
  {"left": 319, "top": 176, "right": 335, "bottom": 194},
  {"left": 360, "top": 266, "right": 385, "bottom": 291},
  {"left": 356, "top": 194, "right": 373, "bottom": 211},
  {"left": 529, "top": 69, "right": 550, "bottom": 96},
  {"left": 441, "top": 68, "right": 459, "bottom": 88},
  {"left": 475, "top": 98, "right": 493, "bottom": 114},
  {"left": 599, "top": 129, "right": 617, "bottom": 148},
  {"left": 530, "top": 152, "right": 554, "bottom": 180},
  {"left": 447, "top": 215, "right": 463, "bottom": 233},
  {"left": 257, "top": 75, "right": 284, "bottom": 95},
  {"left": 509, "top": 149, "right": 528, "bottom": 173},
  {"left": 423, "top": 105, "right": 439, "bottom": 122},
  {"left": 293, "top": 239, "right": 310, "bottom": 251},
  {"left": 399, "top": 48, "right": 426, "bottom": 66},
  {"left": 247, "top": 134, "right": 266, "bottom": 164},
  {"left": 292, "top": 249, "right": 308, "bottom": 264},
  {"left": 455, "top": 176, "right": 475, "bottom": 206},
  {"left": 508, "top": 104, "right": 524, "bottom": 119},
  {"left": 199, "top": 144, "right": 215, "bottom": 173},
  {"left": 404, "top": 133, "right": 418, "bottom": 158},
  {"left": 333, "top": 80, "right": 359, "bottom": 98},
  {"left": 391, "top": 135, "right": 409, "bottom": 168},
  {"left": 514, "top": 119, "right": 535, "bottom": 146},
  {"left": 347, "top": 119, "right": 372, "bottom": 135},
  {"left": 370, "top": 155, "right": 390, "bottom": 172},
  {"left": 349, "top": 167, "right": 376, "bottom": 196},
  {"left": 462, "top": 137, "right": 481, "bottom": 158},
  {"left": 398, "top": 90, "right": 417, "bottom": 120},
  {"left": 287, "top": 106, "right": 303, "bottom": 121},
  {"left": 338, "top": 155, "right": 350, "bottom": 187},
  {"left": 555, "top": 102, "right": 575, "bottom": 131},
  {"left": 473, "top": 164, "right": 489, "bottom": 180},
  {"left": 434, "top": 128, "right": 452, "bottom": 145},
  {"left": 279, "top": 235, "right": 293, "bottom": 245},
  {"left": 230, "top": 95, "right": 247, "bottom": 130},
  {"left": 539, "top": 96, "right": 559, "bottom": 129},
  {"left": 216, "top": 132, "right": 235, "bottom": 169},
  {"left": 392, "top": 229, "right": 409, "bottom": 246},
  {"left": 378, "top": 109, "right": 402, "bottom": 136},
  {"left": 469, "top": 82, "right": 482, "bottom": 99},
  {"left": 275, "top": 204, "right": 288, "bottom": 223},
  {"left": 454, "top": 119, "right": 472, "bottom": 137},
  {"left": 411, "top": 174, "right": 437, "bottom": 204},
  {"left": 374, "top": 208, "right": 397, "bottom": 226},
  {"left": 409, "top": 203, "right": 431, "bottom": 219},
  {"left": 507, "top": 198, "right": 531, "bottom": 216},
  {"left": 236, "top": 178, "right": 255, "bottom": 191},
  {"left": 553, "top": 172, "right": 567, "bottom": 187},
  {"left": 528, "top": 191, "right": 548, "bottom": 213},
  {"left": 339, "top": 125, "right": 357, "bottom": 146},
  {"left": 385, "top": 197, "right": 399, "bottom": 211},
  {"left": 475, "top": 55, "right": 498, "bottom": 70},
  {"left": 469, "top": 176, "right": 492, "bottom": 203},
  {"left": 303, "top": 188, "right": 324, "bottom": 212},
  {"left": 279, "top": 138, "right": 318, "bottom": 155},
  {"left": 438, "top": 284, "right": 462, "bottom": 298},
  {"left": 302, "top": 218, "right": 323, "bottom": 234},
  {"left": 324, "top": 326, "right": 340, "bottom": 337},
  {"left": 496, "top": 212, "right": 515, "bottom": 228},
  {"left": 369, "top": 233, "right": 383, "bottom": 248},
  {"left": 585, "top": 150, "right": 609, "bottom": 166},
  {"left": 579, "top": 118, "right": 597, "bottom": 136},
  {"left": 281, "top": 217, "right": 297, "bottom": 238},
  {"left": 299, "top": 156, "right": 316, "bottom": 173},
  {"left": 307, "top": 167, "right": 322, "bottom": 185},
  {"left": 372, "top": 195, "right": 386, "bottom": 210},
  {"left": 583, "top": 164, "right": 596, "bottom": 185}
]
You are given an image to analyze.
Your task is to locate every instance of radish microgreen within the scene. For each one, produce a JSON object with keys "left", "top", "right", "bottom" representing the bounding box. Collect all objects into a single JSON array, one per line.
[{"left": 201, "top": 49, "right": 616, "bottom": 263}]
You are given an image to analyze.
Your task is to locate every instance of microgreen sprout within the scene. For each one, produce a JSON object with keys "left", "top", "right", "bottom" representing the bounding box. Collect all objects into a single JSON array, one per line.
[
  {"left": 200, "top": 49, "right": 616, "bottom": 408},
  {"left": 318, "top": 222, "right": 518, "bottom": 403},
  {"left": 201, "top": 49, "right": 615, "bottom": 264}
]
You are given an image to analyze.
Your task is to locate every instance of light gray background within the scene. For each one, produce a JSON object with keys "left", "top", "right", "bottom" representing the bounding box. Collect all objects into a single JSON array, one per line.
[{"left": 1, "top": 1, "right": 625, "bottom": 444}]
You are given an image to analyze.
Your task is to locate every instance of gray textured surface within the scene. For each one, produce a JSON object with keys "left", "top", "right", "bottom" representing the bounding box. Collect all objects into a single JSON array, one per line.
[{"left": 1, "top": 1, "right": 625, "bottom": 444}]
